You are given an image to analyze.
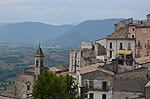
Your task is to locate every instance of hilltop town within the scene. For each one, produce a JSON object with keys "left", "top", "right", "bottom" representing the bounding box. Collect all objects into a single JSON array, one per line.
[{"left": 0, "top": 14, "right": 150, "bottom": 99}]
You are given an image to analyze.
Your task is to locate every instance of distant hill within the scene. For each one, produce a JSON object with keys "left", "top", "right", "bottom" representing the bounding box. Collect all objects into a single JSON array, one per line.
[
  {"left": 45, "top": 18, "right": 124, "bottom": 46},
  {"left": 0, "top": 22, "right": 74, "bottom": 44},
  {"left": 0, "top": 19, "right": 125, "bottom": 46},
  {"left": 0, "top": 23, "right": 11, "bottom": 27}
]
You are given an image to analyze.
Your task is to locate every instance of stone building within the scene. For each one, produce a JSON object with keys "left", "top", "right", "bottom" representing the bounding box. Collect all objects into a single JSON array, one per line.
[
  {"left": 76, "top": 63, "right": 114, "bottom": 99},
  {"left": 1, "top": 45, "right": 47, "bottom": 99},
  {"left": 108, "top": 18, "right": 133, "bottom": 38},
  {"left": 1, "top": 45, "right": 70, "bottom": 99},
  {"left": 145, "top": 81, "right": 150, "bottom": 99},
  {"left": 112, "top": 67, "right": 149, "bottom": 99},
  {"left": 69, "top": 41, "right": 106, "bottom": 73},
  {"left": 128, "top": 14, "right": 150, "bottom": 58},
  {"left": 76, "top": 61, "right": 149, "bottom": 99}
]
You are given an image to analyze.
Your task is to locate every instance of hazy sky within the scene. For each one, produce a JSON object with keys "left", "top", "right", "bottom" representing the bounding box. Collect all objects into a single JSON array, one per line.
[{"left": 0, "top": 0, "right": 150, "bottom": 25}]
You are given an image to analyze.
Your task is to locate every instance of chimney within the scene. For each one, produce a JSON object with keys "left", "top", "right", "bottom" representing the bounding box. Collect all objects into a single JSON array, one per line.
[{"left": 146, "top": 14, "right": 150, "bottom": 22}]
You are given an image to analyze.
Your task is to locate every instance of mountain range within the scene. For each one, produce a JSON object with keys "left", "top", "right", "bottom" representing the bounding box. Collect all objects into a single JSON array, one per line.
[{"left": 0, "top": 19, "right": 124, "bottom": 46}]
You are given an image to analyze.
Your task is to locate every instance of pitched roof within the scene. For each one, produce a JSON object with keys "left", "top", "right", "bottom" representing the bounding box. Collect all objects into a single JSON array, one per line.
[
  {"left": 113, "top": 67, "right": 148, "bottom": 93},
  {"left": 1, "top": 91, "right": 20, "bottom": 99},
  {"left": 145, "top": 81, "right": 150, "bottom": 87},
  {"left": 48, "top": 65, "right": 68, "bottom": 73},
  {"left": 35, "top": 44, "right": 44, "bottom": 57},
  {"left": 78, "top": 63, "right": 114, "bottom": 75},
  {"left": 135, "top": 56, "right": 150, "bottom": 64},
  {"left": 130, "top": 21, "right": 150, "bottom": 27}
]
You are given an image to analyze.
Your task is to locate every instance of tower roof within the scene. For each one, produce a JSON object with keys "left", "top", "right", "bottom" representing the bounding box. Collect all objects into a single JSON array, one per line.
[{"left": 35, "top": 44, "right": 44, "bottom": 57}]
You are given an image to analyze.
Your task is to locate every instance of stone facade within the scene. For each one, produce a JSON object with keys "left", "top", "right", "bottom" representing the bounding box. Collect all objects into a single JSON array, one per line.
[
  {"left": 69, "top": 41, "right": 106, "bottom": 73},
  {"left": 2, "top": 45, "right": 46, "bottom": 99},
  {"left": 77, "top": 63, "right": 114, "bottom": 99},
  {"left": 112, "top": 67, "right": 149, "bottom": 99},
  {"left": 108, "top": 18, "right": 133, "bottom": 38},
  {"left": 145, "top": 86, "right": 150, "bottom": 99},
  {"left": 69, "top": 49, "right": 81, "bottom": 73}
]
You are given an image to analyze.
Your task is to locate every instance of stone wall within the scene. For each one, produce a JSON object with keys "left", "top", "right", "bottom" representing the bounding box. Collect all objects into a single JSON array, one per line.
[
  {"left": 81, "top": 70, "right": 113, "bottom": 85},
  {"left": 7, "top": 84, "right": 16, "bottom": 93},
  {"left": 108, "top": 18, "right": 133, "bottom": 38},
  {"left": 112, "top": 91, "right": 143, "bottom": 99},
  {"left": 113, "top": 67, "right": 148, "bottom": 94},
  {"left": 15, "top": 71, "right": 36, "bottom": 98},
  {"left": 145, "top": 86, "right": 150, "bottom": 99},
  {"left": 95, "top": 43, "right": 106, "bottom": 56},
  {"left": 80, "top": 49, "right": 96, "bottom": 68},
  {"left": 69, "top": 49, "right": 81, "bottom": 73},
  {"left": 114, "top": 18, "right": 133, "bottom": 32},
  {"left": 101, "top": 59, "right": 118, "bottom": 73},
  {"left": 81, "top": 41, "right": 93, "bottom": 50}
]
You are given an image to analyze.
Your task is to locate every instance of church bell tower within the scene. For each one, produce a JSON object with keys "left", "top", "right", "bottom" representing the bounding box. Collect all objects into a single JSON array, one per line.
[{"left": 35, "top": 44, "right": 44, "bottom": 77}]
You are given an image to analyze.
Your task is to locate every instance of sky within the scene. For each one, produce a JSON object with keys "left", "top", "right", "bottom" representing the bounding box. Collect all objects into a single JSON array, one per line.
[{"left": 0, "top": 0, "right": 150, "bottom": 25}]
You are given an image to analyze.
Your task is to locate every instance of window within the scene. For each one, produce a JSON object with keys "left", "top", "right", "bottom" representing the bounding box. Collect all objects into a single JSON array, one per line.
[
  {"left": 128, "top": 43, "right": 131, "bottom": 50},
  {"left": 89, "top": 81, "right": 93, "bottom": 89},
  {"left": 110, "top": 51, "right": 112, "bottom": 58},
  {"left": 102, "top": 94, "right": 106, "bottom": 99},
  {"left": 118, "top": 60, "right": 124, "bottom": 65},
  {"left": 137, "top": 39, "right": 141, "bottom": 48},
  {"left": 75, "top": 52, "right": 77, "bottom": 57},
  {"left": 147, "top": 51, "right": 150, "bottom": 56},
  {"left": 103, "top": 81, "right": 107, "bottom": 90},
  {"left": 36, "top": 60, "right": 38, "bottom": 66},
  {"left": 27, "top": 85, "right": 30, "bottom": 90},
  {"left": 110, "top": 42, "right": 112, "bottom": 49},
  {"left": 147, "top": 39, "right": 150, "bottom": 48},
  {"left": 132, "top": 28, "right": 135, "bottom": 31},
  {"left": 40, "top": 60, "right": 43, "bottom": 67},
  {"left": 120, "top": 43, "right": 123, "bottom": 50},
  {"left": 89, "top": 93, "right": 94, "bottom": 99},
  {"left": 137, "top": 51, "right": 141, "bottom": 57},
  {"left": 131, "top": 35, "right": 135, "bottom": 38},
  {"left": 142, "top": 29, "right": 146, "bottom": 33}
]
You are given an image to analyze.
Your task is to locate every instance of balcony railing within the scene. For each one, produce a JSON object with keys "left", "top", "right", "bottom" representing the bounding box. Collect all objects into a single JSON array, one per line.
[
  {"left": 89, "top": 86, "right": 109, "bottom": 91},
  {"left": 136, "top": 43, "right": 142, "bottom": 48},
  {"left": 145, "top": 44, "right": 150, "bottom": 48}
]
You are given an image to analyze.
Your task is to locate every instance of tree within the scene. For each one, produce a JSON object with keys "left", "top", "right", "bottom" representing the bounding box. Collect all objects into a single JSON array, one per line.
[
  {"left": 84, "top": 82, "right": 89, "bottom": 98},
  {"left": 125, "top": 96, "right": 129, "bottom": 99},
  {"left": 32, "top": 69, "right": 78, "bottom": 99}
]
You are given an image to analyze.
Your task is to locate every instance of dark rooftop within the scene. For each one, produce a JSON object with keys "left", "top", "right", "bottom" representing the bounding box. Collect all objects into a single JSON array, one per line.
[{"left": 35, "top": 44, "right": 44, "bottom": 57}]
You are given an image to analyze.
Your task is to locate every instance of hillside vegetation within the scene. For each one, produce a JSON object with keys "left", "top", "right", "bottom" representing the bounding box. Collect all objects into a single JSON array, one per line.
[{"left": 0, "top": 45, "right": 74, "bottom": 92}]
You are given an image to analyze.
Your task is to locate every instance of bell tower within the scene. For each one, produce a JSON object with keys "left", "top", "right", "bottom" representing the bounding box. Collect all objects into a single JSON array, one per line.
[{"left": 35, "top": 44, "right": 44, "bottom": 77}]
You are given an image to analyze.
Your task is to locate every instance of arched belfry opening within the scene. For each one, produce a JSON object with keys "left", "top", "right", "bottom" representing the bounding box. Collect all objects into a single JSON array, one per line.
[{"left": 35, "top": 44, "right": 44, "bottom": 76}]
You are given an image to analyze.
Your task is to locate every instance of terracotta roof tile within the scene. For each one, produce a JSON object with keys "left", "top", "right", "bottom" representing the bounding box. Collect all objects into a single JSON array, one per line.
[
  {"left": 78, "top": 63, "right": 114, "bottom": 75},
  {"left": 135, "top": 56, "right": 150, "bottom": 64},
  {"left": 145, "top": 81, "right": 150, "bottom": 87},
  {"left": 1, "top": 91, "right": 20, "bottom": 98}
]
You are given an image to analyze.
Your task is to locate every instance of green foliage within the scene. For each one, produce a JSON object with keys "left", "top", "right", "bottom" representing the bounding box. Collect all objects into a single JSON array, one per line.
[
  {"left": 84, "top": 82, "right": 89, "bottom": 98},
  {"left": 125, "top": 96, "right": 129, "bottom": 99},
  {"left": 32, "top": 69, "right": 78, "bottom": 99},
  {"left": 0, "top": 55, "right": 22, "bottom": 63}
]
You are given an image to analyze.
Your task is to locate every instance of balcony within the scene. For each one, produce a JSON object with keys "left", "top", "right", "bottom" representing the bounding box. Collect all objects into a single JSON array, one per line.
[
  {"left": 136, "top": 43, "right": 142, "bottom": 48},
  {"left": 89, "top": 86, "right": 109, "bottom": 91},
  {"left": 145, "top": 44, "right": 150, "bottom": 49}
]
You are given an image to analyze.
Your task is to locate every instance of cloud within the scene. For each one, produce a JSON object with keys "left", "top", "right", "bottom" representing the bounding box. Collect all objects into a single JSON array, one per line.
[{"left": 0, "top": 0, "right": 149, "bottom": 24}]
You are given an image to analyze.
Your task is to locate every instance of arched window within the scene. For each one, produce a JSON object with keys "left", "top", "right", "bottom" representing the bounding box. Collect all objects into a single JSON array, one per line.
[
  {"left": 40, "top": 60, "right": 43, "bottom": 67},
  {"left": 36, "top": 60, "right": 38, "bottom": 66}
]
